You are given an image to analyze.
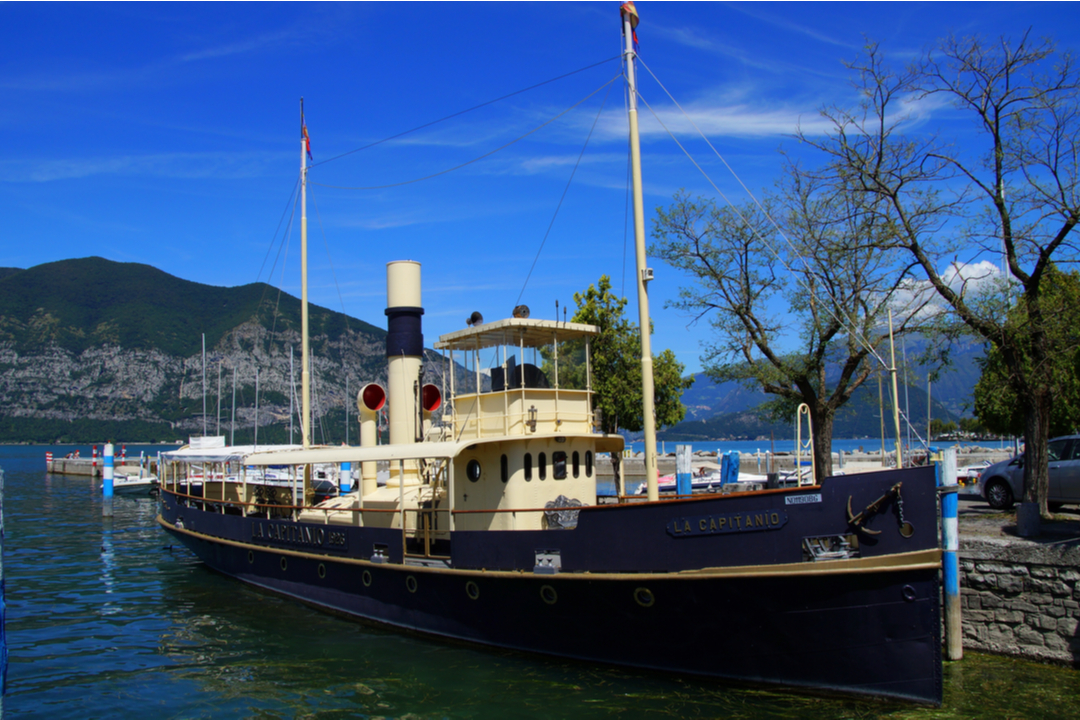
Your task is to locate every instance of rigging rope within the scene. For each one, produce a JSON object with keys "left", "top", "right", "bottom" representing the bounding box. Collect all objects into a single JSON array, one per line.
[
  {"left": 310, "top": 72, "right": 623, "bottom": 192},
  {"left": 309, "top": 56, "right": 622, "bottom": 169},
  {"left": 632, "top": 56, "right": 933, "bottom": 452},
  {"left": 515, "top": 74, "right": 618, "bottom": 308},
  {"left": 634, "top": 56, "right": 922, "bottom": 377}
]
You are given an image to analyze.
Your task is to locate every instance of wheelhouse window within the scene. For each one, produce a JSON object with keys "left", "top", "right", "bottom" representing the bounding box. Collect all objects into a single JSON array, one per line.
[
  {"left": 466, "top": 459, "right": 482, "bottom": 482},
  {"left": 524, "top": 453, "right": 533, "bottom": 481},
  {"left": 501, "top": 454, "right": 509, "bottom": 483},
  {"left": 553, "top": 451, "right": 567, "bottom": 480},
  {"left": 539, "top": 452, "right": 547, "bottom": 480},
  {"left": 585, "top": 451, "right": 593, "bottom": 477},
  {"left": 572, "top": 451, "right": 580, "bottom": 478}
]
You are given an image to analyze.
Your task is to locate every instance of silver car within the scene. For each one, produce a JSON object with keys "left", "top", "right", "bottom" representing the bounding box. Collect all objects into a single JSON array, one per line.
[{"left": 977, "top": 435, "right": 1080, "bottom": 510}]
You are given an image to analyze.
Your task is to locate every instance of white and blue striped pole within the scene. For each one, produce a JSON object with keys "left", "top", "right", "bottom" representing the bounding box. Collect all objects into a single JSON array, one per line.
[
  {"left": 939, "top": 447, "right": 962, "bottom": 660},
  {"left": 675, "top": 445, "right": 691, "bottom": 497},
  {"left": 102, "top": 442, "right": 114, "bottom": 518},
  {"left": 341, "top": 461, "right": 352, "bottom": 494}
]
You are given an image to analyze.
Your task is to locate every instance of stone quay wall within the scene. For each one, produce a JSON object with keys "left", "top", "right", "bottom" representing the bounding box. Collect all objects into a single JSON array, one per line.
[{"left": 959, "top": 538, "right": 1080, "bottom": 665}]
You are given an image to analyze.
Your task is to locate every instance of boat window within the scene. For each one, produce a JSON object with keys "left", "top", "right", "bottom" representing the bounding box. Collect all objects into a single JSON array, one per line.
[
  {"left": 467, "top": 459, "right": 482, "bottom": 482},
  {"left": 585, "top": 451, "right": 593, "bottom": 477},
  {"left": 553, "top": 451, "right": 567, "bottom": 480},
  {"left": 524, "top": 453, "right": 533, "bottom": 481},
  {"left": 539, "top": 452, "right": 547, "bottom": 480},
  {"left": 572, "top": 451, "right": 580, "bottom": 478},
  {"left": 501, "top": 454, "right": 509, "bottom": 483}
]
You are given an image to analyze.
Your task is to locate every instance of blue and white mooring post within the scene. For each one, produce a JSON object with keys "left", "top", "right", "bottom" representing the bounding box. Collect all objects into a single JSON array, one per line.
[
  {"left": 102, "top": 442, "right": 114, "bottom": 518},
  {"left": 938, "top": 446, "right": 962, "bottom": 660},
  {"left": 675, "top": 445, "right": 691, "bottom": 497},
  {"left": 340, "top": 461, "right": 352, "bottom": 494}
]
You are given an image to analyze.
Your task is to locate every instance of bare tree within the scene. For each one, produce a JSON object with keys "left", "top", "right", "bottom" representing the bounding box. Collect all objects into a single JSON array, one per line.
[
  {"left": 652, "top": 166, "right": 927, "bottom": 482},
  {"left": 800, "top": 34, "right": 1080, "bottom": 526}
]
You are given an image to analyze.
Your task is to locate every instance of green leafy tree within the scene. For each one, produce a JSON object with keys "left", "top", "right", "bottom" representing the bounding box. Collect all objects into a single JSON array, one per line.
[
  {"left": 560, "top": 276, "right": 692, "bottom": 435},
  {"left": 974, "top": 266, "right": 1080, "bottom": 438}
]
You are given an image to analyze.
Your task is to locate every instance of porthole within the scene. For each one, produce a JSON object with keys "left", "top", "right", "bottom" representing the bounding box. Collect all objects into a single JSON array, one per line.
[
  {"left": 406, "top": 575, "right": 418, "bottom": 593},
  {"left": 247, "top": 550, "right": 254, "bottom": 564},
  {"left": 466, "top": 459, "right": 482, "bottom": 482},
  {"left": 572, "top": 451, "right": 580, "bottom": 478},
  {"left": 280, "top": 556, "right": 288, "bottom": 571},
  {"left": 466, "top": 580, "right": 480, "bottom": 600},
  {"left": 362, "top": 569, "right": 372, "bottom": 587},
  {"left": 634, "top": 587, "right": 655, "bottom": 608},
  {"left": 540, "top": 584, "right": 558, "bottom": 605},
  {"left": 318, "top": 563, "right": 326, "bottom": 579},
  {"left": 539, "top": 452, "right": 547, "bottom": 480},
  {"left": 585, "top": 451, "right": 593, "bottom": 477},
  {"left": 501, "top": 454, "right": 509, "bottom": 483}
]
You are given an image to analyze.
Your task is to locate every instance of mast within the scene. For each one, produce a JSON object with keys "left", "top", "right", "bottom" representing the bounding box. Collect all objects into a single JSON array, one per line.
[
  {"left": 622, "top": 2, "right": 659, "bottom": 501},
  {"left": 301, "top": 99, "right": 312, "bottom": 449},
  {"left": 888, "top": 310, "right": 903, "bottom": 468}
]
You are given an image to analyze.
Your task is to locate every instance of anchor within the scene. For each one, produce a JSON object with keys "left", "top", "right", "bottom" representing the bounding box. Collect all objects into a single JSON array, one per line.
[{"left": 846, "top": 482, "right": 914, "bottom": 537}]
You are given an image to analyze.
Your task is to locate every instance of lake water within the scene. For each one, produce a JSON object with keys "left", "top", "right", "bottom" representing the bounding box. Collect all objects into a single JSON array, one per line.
[{"left": 3, "top": 443, "right": 1078, "bottom": 718}]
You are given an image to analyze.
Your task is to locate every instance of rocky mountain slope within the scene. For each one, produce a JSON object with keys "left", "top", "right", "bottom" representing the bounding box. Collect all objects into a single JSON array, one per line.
[{"left": 0, "top": 257, "right": 448, "bottom": 443}]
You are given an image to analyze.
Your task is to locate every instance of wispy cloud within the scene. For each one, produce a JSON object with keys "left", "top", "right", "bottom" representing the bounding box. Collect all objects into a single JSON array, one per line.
[{"left": 0, "top": 151, "right": 282, "bottom": 183}]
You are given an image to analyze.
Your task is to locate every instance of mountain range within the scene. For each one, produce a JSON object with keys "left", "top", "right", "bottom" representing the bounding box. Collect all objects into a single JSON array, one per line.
[{"left": 0, "top": 257, "right": 984, "bottom": 443}]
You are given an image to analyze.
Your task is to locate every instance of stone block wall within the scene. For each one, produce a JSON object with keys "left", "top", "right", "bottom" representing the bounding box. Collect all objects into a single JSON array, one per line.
[{"left": 959, "top": 538, "right": 1080, "bottom": 664}]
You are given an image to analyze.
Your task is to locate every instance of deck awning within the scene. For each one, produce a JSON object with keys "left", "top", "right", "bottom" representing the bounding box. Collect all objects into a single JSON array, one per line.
[
  {"left": 161, "top": 444, "right": 303, "bottom": 464},
  {"left": 434, "top": 317, "right": 598, "bottom": 352}
]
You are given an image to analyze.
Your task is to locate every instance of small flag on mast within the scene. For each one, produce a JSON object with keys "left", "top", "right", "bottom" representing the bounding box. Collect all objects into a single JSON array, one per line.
[
  {"left": 301, "top": 98, "right": 313, "bottom": 161},
  {"left": 620, "top": 2, "right": 640, "bottom": 49}
]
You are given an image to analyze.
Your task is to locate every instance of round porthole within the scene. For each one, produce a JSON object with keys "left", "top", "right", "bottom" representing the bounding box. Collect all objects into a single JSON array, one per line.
[
  {"left": 280, "top": 557, "right": 288, "bottom": 571},
  {"left": 540, "top": 584, "right": 557, "bottom": 605},
  {"left": 362, "top": 569, "right": 372, "bottom": 587},
  {"left": 634, "top": 587, "right": 655, "bottom": 608},
  {"left": 247, "top": 550, "right": 254, "bottom": 564},
  {"left": 318, "top": 563, "right": 326, "bottom": 579},
  {"left": 466, "top": 580, "right": 480, "bottom": 600},
  {"left": 466, "top": 459, "right": 482, "bottom": 482},
  {"left": 406, "top": 575, "right": 418, "bottom": 593},
  {"left": 902, "top": 584, "right": 917, "bottom": 602}
]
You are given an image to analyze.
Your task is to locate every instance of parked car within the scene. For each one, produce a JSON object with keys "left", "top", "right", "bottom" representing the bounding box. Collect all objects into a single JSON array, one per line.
[{"left": 976, "top": 435, "right": 1080, "bottom": 510}]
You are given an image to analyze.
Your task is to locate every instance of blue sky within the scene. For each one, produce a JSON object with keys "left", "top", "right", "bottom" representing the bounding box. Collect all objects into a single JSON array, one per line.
[{"left": 3, "top": 2, "right": 1078, "bottom": 376}]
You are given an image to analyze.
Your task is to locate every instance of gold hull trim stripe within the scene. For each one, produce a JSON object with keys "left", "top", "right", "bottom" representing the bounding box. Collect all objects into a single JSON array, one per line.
[{"left": 158, "top": 515, "right": 940, "bottom": 581}]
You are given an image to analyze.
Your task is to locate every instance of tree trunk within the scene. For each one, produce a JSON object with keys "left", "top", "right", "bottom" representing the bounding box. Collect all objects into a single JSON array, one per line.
[
  {"left": 812, "top": 410, "right": 835, "bottom": 482},
  {"left": 1021, "top": 389, "right": 1052, "bottom": 518}
]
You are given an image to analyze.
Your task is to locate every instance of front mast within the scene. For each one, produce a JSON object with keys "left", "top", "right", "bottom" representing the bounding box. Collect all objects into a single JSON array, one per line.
[
  {"left": 622, "top": 4, "right": 659, "bottom": 501},
  {"left": 300, "top": 99, "right": 311, "bottom": 449}
]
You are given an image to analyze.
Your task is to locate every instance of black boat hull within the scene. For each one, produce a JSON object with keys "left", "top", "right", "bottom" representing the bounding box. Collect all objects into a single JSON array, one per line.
[{"left": 158, "top": 466, "right": 943, "bottom": 704}]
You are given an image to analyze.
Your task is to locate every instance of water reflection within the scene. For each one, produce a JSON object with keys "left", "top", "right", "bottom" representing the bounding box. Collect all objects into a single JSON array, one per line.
[{"left": 3, "top": 446, "right": 1080, "bottom": 719}]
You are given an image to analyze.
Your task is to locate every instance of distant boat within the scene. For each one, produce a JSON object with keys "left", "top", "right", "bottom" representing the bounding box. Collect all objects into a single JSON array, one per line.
[
  {"left": 157, "top": 4, "right": 942, "bottom": 705},
  {"left": 102, "top": 472, "right": 159, "bottom": 497}
]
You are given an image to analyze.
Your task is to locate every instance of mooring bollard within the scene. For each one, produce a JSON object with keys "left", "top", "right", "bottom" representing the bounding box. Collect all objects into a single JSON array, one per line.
[
  {"left": 102, "top": 443, "right": 114, "bottom": 518},
  {"left": 937, "top": 447, "right": 962, "bottom": 660}
]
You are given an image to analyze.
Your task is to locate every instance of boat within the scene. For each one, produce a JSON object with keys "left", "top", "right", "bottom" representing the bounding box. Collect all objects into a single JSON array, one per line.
[
  {"left": 104, "top": 472, "right": 160, "bottom": 497},
  {"left": 157, "top": 4, "right": 942, "bottom": 705}
]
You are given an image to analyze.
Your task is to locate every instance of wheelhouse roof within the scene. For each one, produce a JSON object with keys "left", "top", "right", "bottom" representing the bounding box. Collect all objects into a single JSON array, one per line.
[{"left": 434, "top": 318, "right": 598, "bottom": 352}]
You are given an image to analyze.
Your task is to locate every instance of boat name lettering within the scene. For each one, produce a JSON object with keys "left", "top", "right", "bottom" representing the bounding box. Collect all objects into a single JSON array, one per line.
[
  {"left": 785, "top": 494, "right": 822, "bottom": 505},
  {"left": 251, "top": 521, "right": 348, "bottom": 550},
  {"left": 666, "top": 511, "right": 787, "bottom": 537}
]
